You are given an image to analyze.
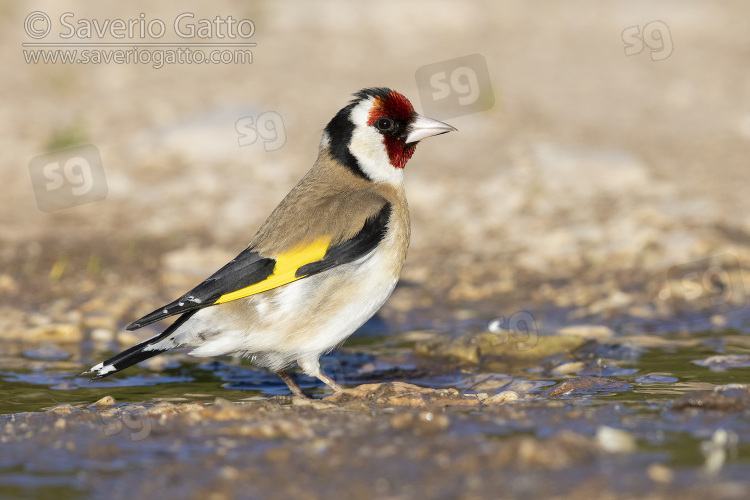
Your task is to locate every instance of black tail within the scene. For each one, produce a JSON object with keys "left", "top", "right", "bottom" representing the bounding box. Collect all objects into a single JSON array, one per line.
[{"left": 86, "top": 311, "right": 197, "bottom": 380}]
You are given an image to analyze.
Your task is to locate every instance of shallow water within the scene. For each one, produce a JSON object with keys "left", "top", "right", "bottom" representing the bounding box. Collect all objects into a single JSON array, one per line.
[
  {"left": 1, "top": 328, "right": 747, "bottom": 416},
  {"left": 2, "top": 323, "right": 750, "bottom": 499}
]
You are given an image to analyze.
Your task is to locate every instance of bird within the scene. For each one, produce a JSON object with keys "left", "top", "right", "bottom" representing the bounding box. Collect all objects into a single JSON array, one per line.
[{"left": 86, "top": 87, "right": 456, "bottom": 397}]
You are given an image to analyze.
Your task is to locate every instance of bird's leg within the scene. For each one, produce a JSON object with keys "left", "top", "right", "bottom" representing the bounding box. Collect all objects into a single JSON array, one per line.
[
  {"left": 276, "top": 370, "right": 308, "bottom": 398},
  {"left": 315, "top": 371, "right": 344, "bottom": 392},
  {"left": 296, "top": 358, "right": 344, "bottom": 393}
]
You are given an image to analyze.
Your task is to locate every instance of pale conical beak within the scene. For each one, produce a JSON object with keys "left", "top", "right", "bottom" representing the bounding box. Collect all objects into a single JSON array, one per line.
[{"left": 405, "top": 114, "right": 457, "bottom": 144}]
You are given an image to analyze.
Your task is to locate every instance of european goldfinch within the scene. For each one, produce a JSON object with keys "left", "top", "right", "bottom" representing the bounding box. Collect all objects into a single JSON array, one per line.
[{"left": 87, "top": 88, "right": 456, "bottom": 396}]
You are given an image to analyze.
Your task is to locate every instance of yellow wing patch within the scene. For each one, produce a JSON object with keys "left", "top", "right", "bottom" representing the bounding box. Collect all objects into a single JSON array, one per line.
[{"left": 214, "top": 237, "right": 330, "bottom": 304}]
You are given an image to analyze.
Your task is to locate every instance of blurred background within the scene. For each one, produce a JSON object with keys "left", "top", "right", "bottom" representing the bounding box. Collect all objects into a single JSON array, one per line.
[
  {"left": 4, "top": 2, "right": 750, "bottom": 498},
  {"left": 3, "top": 0, "right": 750, "bottom": 367}
]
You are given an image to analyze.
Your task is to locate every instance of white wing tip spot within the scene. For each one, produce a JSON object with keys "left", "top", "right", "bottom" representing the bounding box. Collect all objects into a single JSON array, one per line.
[{"left": 89, "top": 362, "right": 116, "bottom": 376}]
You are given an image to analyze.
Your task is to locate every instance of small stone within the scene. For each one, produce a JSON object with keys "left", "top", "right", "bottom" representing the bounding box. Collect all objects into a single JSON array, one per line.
[
  {"left": 485, "top": 391, "right": 519, "bottom": 405},
  {"left": 647, "top": 464, "right": 674, "bottom": 484},
  {"left": 710, "top": 314, "right": 727, "bottom": 327},
  {"left": 596, "top": 426, "right": 636, "bottom": 453},
  {"left": 693, "top": 354, "right": 750, "bottom": 369},
  {"left": 291, "top": 398, "right": 336, "bottom": 410},
  {"left": 90, "top": 328, "right": 114, "bottom": 342},
  {"left": 634, "top": 373, "right": 679, "bottom": 384},
  {"left": 671, "top": 386, "right": 750, "bottom": 412},
  {"left": 48, "top": 404, "right": 76, "bottom": 415},
  {"left": 31, "top": 324, "right": 82, "bottom": 342},
  {"left": 546, "top": 376, "right": 631, "bottom": 397},
  {"left": 702, "top": 428, "right": 739, "bottom": 475},
  {"left": 325, "top": 382, "right": 478, "bottom": 407},
  {"left": 91, "top": 396, "right": 117, "bottom": 409},
  {"left": 551, "top": 361, "right": 586, "bottom": 376}
]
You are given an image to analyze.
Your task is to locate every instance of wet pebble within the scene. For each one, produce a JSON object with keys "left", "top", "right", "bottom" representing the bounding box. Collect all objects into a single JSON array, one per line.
[
  {"left": 671, "top": 385, "right": 750, "bottom": 412},
  {"left": 702, "top": 428, "right": 739, "bottom": 475},
  {"left": 693, "top": 354, "right": 750, "bottom": 369},
  {"left": 545, "top": 376, "right": 632, "bottom": 397},
  {"left": 635, "top": 373, "right": 679, "bottom": 384},
  {"left": 292, "top": 398, "right": 337, "bottom": 410},
  {"left": 551, "top": 361, "right": 587, "bottom": 376},
  {"left": 484, "top": 391, "right": 520, "bottom": 405},
  {"left": 595, "top": 425, "right": 636, "bottom": 453},
  {"left": 325, "top": 382, "right": 480, "bottom": 407},
  {"left": 647, "top": 464, "right": 674, "bottom": 484},
  {"left": 416, "top": 331, "right": 589, "bottom": 376},
  {"left": 90, "top": 327, "right": 115, "bottom": 342},
  {"left": 90, "top": 396, "right": 117, "bottom": 409}
]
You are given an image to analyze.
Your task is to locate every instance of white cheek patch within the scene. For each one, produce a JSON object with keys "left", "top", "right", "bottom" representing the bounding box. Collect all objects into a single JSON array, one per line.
[{"left": 348, "top": 99, "right": 404, "bottom": 185}]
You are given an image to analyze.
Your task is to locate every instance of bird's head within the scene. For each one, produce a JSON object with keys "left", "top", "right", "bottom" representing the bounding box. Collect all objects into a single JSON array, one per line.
[{"left": 323, "top": 88, "right": 456, "bottom": 183}]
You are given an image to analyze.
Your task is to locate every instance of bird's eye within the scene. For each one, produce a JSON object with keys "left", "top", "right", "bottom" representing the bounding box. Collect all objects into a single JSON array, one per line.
[{"left": 375, "top": 117, "right": 394, "bottom": 132}]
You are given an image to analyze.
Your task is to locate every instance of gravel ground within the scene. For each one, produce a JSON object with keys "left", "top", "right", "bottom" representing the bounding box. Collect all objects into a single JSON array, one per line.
[
  {"left": 3, "top": 384, "right": 750, "bottom": 500},
  {"left": 3, "top": 1, "right": 750, "bottom": 319},
  {"left": 2, "top": 1, "right": 750, "bottom": 499}
]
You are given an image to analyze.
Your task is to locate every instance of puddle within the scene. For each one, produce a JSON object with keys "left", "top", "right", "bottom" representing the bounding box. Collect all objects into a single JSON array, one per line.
[
  {"left": 1, "top": 328, "right": 749, "bottom": 410},
  {"left": 2, "top": 322, "right": 750, "bottom": 499}
]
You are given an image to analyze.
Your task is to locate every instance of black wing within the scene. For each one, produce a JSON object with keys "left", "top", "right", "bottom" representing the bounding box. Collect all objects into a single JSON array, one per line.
[
  {"left": 127, "top": 203, "right": 391, "bottom": 330},
  {"left": 127, "top": 248, "right": 275, "bottom": 330}
]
